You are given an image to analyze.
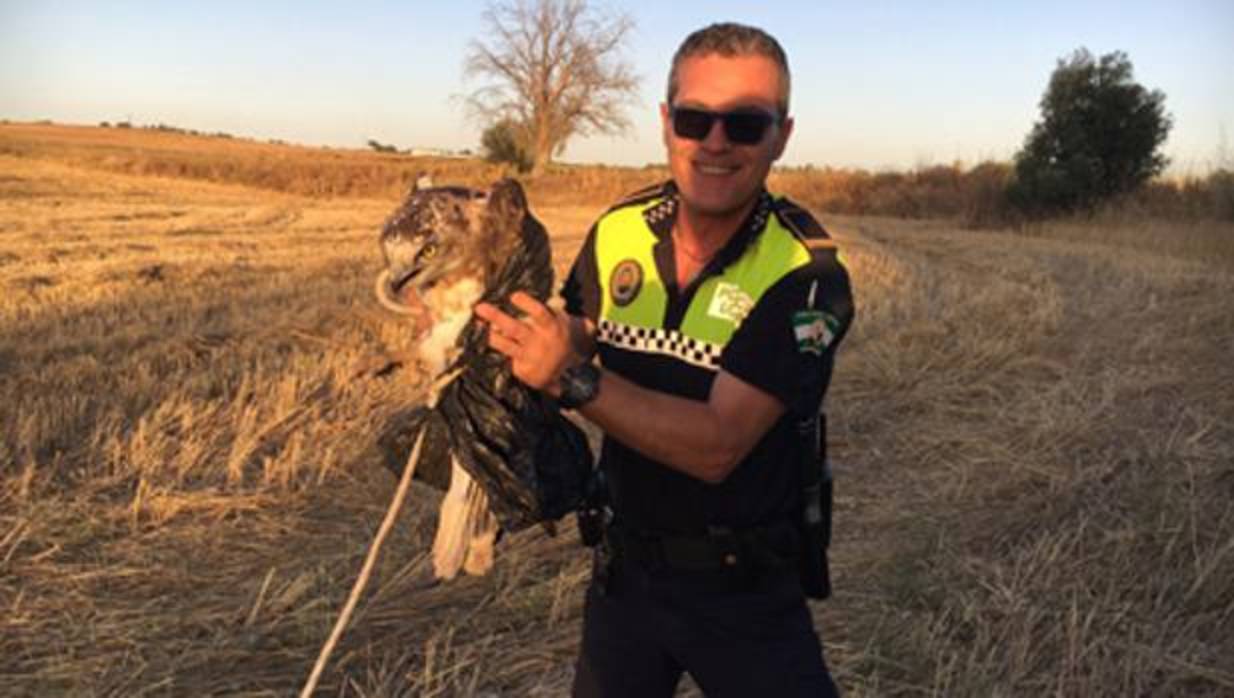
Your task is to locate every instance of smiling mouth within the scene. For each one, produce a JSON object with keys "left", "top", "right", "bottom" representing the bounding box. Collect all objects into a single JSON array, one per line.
[{"left": 694, "top": 162, "right": 739, "bottom": 176}]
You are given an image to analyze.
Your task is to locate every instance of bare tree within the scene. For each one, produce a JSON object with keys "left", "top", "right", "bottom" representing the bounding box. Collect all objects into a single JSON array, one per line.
[{"left": 464, "top": 0, "right": 639, "bottom": 175}]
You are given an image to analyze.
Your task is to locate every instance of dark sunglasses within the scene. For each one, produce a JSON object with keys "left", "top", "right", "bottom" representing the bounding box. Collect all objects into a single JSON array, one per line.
[{"left": 670, "top": 106, "right": 781, "bottom": 145}]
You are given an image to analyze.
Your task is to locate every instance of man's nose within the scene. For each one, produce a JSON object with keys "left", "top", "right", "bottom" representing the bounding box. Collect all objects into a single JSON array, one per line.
[{"left": 700, "top": 117, "right": 731, "bottom": 150}]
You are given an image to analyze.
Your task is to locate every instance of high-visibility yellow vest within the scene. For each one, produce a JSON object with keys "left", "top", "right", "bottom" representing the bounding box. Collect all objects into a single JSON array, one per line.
[{"left": 592, "top": 192, "right": 816, "bottom": 370}]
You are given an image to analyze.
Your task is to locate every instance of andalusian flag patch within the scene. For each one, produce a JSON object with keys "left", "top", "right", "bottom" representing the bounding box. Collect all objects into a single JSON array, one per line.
[{"left": 793, "top": 310, "right": 839, "bottom": 355}]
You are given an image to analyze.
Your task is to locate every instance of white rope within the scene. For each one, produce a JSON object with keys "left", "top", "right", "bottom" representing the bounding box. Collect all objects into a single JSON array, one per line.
[
  {"left": 298, "top": 426, "right": 425, "bottom": 698},
  {"left": 298, "top": 364, "right": 464, "bottom": 696}
]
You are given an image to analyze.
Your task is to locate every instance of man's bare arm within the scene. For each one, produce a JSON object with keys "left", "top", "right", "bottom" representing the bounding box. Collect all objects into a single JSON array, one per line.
[{"left": 576, "top": 367, "right": 783, "bottom": 483}]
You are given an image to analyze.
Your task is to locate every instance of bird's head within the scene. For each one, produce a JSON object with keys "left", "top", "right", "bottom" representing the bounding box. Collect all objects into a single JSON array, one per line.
[{"left": 375, "top": 178, "right": 531, "bottom": 338}]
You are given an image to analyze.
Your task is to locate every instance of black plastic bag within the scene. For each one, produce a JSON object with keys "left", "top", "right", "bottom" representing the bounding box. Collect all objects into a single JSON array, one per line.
[{"left": 375, "top": 180, "right": 594, "bottom": 532}]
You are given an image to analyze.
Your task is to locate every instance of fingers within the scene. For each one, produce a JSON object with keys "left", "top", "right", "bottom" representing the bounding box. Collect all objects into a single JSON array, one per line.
[
  {"left": 474, "top": 301, "right": 528, "bottom": 359},
  {"left": 510, "top": 291, "right": 555, "bottom": 324},
  {"left": 472, "top": 301, "right": 504, "bottom": 324},
  {"left": 473, "top": 302, "right": 527, "bottom": 340},
  {"left": 486, "top": 329, "right": 520, "bottom": 357},
  {"left": 476, "top": 293, "right": 553, "bottom": 324},
  {"left": 473, "top": 294, "right": 571, "bottom": 391}
]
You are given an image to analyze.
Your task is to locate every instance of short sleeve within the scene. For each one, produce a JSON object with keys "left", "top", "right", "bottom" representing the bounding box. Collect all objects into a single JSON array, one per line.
[
  {"left": 720, "top": 256, "right": 854, "bottom": 414},
  {"left": 559, "top": 224, "right": 601, "bottom": 320}
]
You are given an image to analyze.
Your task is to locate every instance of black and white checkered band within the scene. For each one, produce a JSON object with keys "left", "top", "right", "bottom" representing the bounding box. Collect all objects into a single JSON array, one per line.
[
  {"left": 598, "top": 319, "right": 723, "bottom": 370},
  {"left": 643, "top": 195, "right": 677, "bottom": 227},
  {"left": 641, "top": 188, "right": 772, "bottom": 240}
]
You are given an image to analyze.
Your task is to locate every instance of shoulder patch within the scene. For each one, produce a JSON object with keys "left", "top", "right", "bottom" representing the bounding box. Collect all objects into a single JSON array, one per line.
[
  {"left": 773, "top": 198, "right": 831, "bottom": 242},
  {"left": 793, "top": 309, "right": 841, "bottom": 355},
  {"left": 803, "top": 237, "right": 837, "bottom": 250},
  {"left": 773, "top": 198, "right": 846, "bottom": 264}
]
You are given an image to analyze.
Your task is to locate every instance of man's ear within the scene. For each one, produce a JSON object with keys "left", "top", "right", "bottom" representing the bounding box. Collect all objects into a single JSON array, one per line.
[
  {"left": 771, "top": 115, "right": 794, "bottom": 162},
  {"left": 660, "top": 102, "right": 673, "bottom": 149}
]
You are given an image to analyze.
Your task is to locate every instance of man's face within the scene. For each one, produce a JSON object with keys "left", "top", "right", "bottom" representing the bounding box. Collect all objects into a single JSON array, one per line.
[{"left": 661, "top": 53, "right": 794, "bottom": 220}]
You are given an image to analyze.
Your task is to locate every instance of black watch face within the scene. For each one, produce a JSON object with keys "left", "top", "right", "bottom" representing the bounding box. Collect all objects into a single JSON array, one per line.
[{"left": 561, "top": 364, "right": 599, "bottom": 408}]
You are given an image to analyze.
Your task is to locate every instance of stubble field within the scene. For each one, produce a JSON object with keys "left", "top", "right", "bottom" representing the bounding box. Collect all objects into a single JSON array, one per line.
[{"left": 2, "top": 124, "right": 1232, "bottom": 696}]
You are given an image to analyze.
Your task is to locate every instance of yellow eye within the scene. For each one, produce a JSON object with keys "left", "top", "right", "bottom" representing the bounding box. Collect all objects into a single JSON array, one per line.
[{"left": 421, "top": 242, "right": 437, "bottom": 259}]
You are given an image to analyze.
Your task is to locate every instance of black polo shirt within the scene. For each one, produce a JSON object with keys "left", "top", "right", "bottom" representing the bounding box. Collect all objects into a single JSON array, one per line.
[{"left": 562, "top": 181, "right": 853, "bottom": 535}]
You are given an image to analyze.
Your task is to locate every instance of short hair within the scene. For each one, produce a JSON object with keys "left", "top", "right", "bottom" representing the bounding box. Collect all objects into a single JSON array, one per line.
[{"left": 666, "top": 23, "right": 791, "bottom": 117}]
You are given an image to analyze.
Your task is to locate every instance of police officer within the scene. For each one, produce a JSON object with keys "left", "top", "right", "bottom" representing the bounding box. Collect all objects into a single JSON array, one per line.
[{"left": 476, "top": 22, "right": 854, "bottom": 698}]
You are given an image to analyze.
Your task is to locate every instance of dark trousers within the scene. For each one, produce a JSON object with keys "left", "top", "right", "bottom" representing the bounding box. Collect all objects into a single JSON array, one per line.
[{"left": 571, "top": 556, "right": 839, "bottom": 698}]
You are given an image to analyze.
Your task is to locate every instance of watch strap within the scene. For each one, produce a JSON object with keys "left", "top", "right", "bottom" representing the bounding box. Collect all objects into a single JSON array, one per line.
[{"left": 558, "top": 362, "right": 601, "bottom": 410}]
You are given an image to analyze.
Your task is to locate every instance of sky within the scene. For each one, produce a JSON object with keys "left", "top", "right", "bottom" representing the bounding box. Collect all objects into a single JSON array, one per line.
[{"left": 2, "top": 0, "right": 1231, "bottom": 173}]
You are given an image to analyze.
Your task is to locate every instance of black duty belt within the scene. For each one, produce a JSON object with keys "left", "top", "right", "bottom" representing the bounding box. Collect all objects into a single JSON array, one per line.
[{"left": 606, "top": 521, "right": 798, "bottom": 574}]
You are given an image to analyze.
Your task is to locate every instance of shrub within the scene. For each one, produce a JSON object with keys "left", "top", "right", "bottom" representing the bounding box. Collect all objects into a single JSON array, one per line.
[
  {"left": 1008, "top": 49, "right": 1172, "bottom": 217},
  {"left": 480, "top": 119, "right": 532, "bottom": 173},
  {"left": 366, "top": 139, "right": 398, "bottom": 154}
]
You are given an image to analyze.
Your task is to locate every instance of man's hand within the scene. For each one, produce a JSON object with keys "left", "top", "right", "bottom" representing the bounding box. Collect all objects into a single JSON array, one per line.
[{"left": 474, "top": 292, "right": 575, "bottom": 395}]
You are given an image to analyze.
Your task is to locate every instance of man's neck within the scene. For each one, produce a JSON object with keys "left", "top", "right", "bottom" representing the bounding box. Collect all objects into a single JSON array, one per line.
[{"left": 674, "top": 194, "right": 760, "bottom": 251}]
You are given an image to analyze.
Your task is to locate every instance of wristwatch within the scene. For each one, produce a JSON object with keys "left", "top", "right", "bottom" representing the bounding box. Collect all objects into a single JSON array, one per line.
[{"left": 557, "top": 362, "right": 601, "bottom": 410}]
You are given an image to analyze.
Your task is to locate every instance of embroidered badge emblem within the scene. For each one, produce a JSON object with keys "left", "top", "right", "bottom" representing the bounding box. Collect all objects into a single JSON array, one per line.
[
  {"left": 707, "top": 282, "right": 754, "bottom": 324},
  {"left": 610, "top": 259, "right": 643, "bottom": 307},
  {"left": 793, "top": 310, "right": 839, "bottom": 355}
]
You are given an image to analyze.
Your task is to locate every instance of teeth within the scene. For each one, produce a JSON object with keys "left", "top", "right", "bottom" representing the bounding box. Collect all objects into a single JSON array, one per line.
[{"left": 697, "top": 164, "right": 734, "bottom": 175}]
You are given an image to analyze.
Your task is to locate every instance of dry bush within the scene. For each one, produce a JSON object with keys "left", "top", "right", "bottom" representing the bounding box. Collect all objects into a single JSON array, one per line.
[
  {"left": 7, "top": 122, "right": 1231, "bottom": 226},
  {"left": 1126, "top": 171, "right": 1234, "bottom": 221},
  {"left": 768, "top": 162, "right": 1015, "bottom": 227}
]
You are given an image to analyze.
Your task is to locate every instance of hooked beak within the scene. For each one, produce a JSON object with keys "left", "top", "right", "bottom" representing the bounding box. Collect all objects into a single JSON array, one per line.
[
  {"left": 374, "top": 268, "right": 437, "bottom": 341},
  {"left": 374, "top": 268, "right": 420, "bottom": 316}
]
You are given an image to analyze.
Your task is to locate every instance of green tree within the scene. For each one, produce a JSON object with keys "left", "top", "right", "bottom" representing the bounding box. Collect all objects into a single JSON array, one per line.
[
  {"left": 480, "top": 118, "right": 532, "bottom": 172},
  {"left": 1009, "top": 48, "right": 1172, "bottom": 216},
  {"left": 464, "top": 0, "right": 639, "bottom": 175}
]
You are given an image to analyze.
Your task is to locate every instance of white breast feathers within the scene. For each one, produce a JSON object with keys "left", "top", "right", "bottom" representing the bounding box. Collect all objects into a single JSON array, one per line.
[{"left": 417, "top": 277, "right": 483, "bottom": 376}]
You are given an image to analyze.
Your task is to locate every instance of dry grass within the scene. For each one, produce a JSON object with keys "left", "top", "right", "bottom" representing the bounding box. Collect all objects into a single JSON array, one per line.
[
  {"left": 1014, "top": 213, "right": 1234, "bottom": 268},
  {"left": 0, "top": 151, "right": 606, "bottom": 696},
  {"left": 0, "top": 122, "right": 662, "bottom": 208},
  {"left": 823, "top": 216, "right": 1234, "bottom": 695},
  {"left": 2, "top": 127, "right": 1232, "bottom": 696},
  {"left": 11, "top": 122, "right": 1230, "bottom": 225}
]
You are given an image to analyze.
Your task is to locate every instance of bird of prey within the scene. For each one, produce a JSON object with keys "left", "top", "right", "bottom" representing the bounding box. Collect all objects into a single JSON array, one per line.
[{"left": 374, "top": 179, "right": 592, "bottom": 581}]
